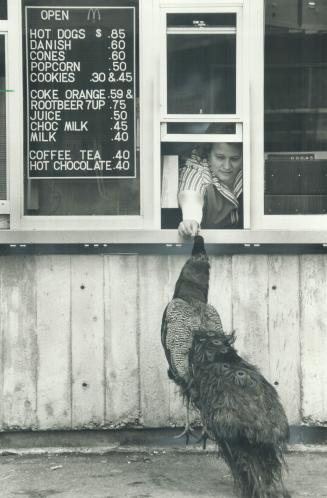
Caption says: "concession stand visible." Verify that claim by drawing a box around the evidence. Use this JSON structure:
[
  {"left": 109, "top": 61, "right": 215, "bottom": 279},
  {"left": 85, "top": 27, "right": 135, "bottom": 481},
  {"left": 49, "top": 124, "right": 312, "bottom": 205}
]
[{"left": 0, "top": 0, "right": 327, "bottom": 441}]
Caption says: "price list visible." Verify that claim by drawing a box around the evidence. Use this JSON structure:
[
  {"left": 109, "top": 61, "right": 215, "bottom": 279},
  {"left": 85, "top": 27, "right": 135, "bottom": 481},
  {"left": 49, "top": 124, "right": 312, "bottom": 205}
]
[{"left": 23, "top": 6, "right": 136, "bottom": 179}]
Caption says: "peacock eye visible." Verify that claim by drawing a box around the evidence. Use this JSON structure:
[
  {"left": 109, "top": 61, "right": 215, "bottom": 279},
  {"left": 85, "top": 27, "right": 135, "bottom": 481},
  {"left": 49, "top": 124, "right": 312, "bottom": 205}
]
[
  {"left": 222, "top": 363, "right": 229, "bottom": 370},
  {"left": 237, "top": 371, "right": 245, "bottom": 377}
]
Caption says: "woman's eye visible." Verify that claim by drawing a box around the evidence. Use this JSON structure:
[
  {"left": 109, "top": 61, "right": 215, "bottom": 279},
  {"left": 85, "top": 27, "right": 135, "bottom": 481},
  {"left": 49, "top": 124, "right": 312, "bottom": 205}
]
[
  {"left": 215, "top": 155, "right": 225, "bottom": 160},
  {"left": 231, "top": 157, "right": 241, "bottom": 162}
]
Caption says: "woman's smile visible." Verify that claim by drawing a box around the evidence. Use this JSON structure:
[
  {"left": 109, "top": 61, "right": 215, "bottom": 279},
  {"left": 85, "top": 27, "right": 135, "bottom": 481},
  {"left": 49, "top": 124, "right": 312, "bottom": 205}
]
[{"left": 208, "top": 143, "right": 242, "bottom": 188}]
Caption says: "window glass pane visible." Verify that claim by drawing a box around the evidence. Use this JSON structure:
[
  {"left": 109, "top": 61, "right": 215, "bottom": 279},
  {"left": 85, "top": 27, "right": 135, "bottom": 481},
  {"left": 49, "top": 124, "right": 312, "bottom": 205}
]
[
  {"left": 264, "top": 0, "right": 327, "bottom": 215},
  {"left": 0, "top": 35, "right": 6, "bottom": 200},
  {"left": 0, "top": 0, "right": 7, "bottom": 20},
  {"left": 167, "top": 13, "right": 236, "bottom": 28},
  {"left": 22, "top": 0, "right": 139, "bottom": 216},
  {"left": 166, "top": 123, "right": 236, "bottom": 134},
  {"left": 161, "top": 141, "right": 243, "bottom": 229},
  {"left": 167, "top": 14, "right": 236, "bottom": 115}
]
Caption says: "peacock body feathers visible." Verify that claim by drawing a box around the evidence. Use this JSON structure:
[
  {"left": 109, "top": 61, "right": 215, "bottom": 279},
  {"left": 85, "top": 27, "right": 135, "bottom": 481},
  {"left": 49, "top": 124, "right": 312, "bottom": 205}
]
[
  {"left": 161, "top": 235, "right": 290, "bottom": 498},
  {"left": 190, "top": 329, "right": 289, "bottom": 447}
]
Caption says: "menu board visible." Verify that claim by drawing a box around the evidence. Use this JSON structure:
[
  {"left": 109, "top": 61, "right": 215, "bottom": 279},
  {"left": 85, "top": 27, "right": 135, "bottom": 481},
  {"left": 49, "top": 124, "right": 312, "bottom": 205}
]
[{"left": 23, "top": 5, "right": 136, "bottom": 179}]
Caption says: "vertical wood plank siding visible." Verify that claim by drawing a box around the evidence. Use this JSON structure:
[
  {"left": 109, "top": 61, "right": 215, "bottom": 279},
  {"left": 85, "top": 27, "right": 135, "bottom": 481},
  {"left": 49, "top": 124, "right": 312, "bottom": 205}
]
[
  {"left": 268, "top": 256, "right": 301, "bottom": 424},
  {"left": 104, "top": 255, "right": 139, "bottom": 426},
  {"left": 300, "top": 255, "right": 327, "bottom": 424},
  {"left": 1, "top": 257, "right": 37, "bottom": 429},
  {"left": 0, "top": 253, "right": 326, "bottom": 430},
  {"left": 138, "top": 256, "right": 170, "bottom": 427},
  {"left": 36, "top": 256, "right": 71, "bottom": 429},
  {"left": 232, "top": 256, "right": 270, "bottom": 378},
  {"left": 71, "top": 256, "right": 105, "bottom": 428}
]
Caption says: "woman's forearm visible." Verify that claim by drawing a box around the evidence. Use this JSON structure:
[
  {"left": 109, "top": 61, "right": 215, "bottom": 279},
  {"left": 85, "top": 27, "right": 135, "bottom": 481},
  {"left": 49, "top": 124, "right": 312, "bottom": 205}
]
[{"left": 178, "top": 190, "right": 204, "bottom": 224}]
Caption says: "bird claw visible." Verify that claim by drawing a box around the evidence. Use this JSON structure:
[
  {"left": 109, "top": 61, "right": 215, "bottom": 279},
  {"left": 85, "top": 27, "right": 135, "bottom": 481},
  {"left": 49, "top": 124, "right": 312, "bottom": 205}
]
[{"left": 174, "top": 425, "right": 196, "bottom": 445}]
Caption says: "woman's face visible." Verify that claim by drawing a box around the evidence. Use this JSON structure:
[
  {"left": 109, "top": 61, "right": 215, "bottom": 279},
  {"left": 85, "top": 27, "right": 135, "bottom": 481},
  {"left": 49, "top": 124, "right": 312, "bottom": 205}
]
[{"left": 208, "top": 143, "right": 242, "bottom": 187}]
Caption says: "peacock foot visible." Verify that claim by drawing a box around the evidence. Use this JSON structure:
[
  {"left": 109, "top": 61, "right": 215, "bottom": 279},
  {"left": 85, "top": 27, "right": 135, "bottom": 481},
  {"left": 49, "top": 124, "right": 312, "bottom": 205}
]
[{"left": 174, "top": 424, "right": 196, "bottom": 445}]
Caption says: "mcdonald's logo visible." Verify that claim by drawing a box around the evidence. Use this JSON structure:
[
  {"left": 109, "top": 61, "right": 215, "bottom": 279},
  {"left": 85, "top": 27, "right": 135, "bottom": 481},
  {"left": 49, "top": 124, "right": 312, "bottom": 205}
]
[{"left": 87, "top": 8, "right": 101, "bottom": 22}]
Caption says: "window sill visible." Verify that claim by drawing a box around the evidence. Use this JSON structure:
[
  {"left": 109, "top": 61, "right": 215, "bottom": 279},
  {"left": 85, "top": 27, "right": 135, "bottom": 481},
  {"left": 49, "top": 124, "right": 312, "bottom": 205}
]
[{"left": 0, "top": 229, "right": 327, "bottom": 253}]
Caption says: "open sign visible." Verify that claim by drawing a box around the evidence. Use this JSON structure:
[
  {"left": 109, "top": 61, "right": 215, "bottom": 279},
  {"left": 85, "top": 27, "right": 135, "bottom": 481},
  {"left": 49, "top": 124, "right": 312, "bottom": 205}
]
[{"left": 40, "top": 9, "right": 69, "bottom": 21}]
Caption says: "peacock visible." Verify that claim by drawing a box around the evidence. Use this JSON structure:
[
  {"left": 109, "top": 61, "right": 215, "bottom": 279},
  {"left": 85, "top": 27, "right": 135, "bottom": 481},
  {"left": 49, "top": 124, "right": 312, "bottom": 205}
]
[{"left": 161, "top": 235, "right": 290, "bottom": 498}]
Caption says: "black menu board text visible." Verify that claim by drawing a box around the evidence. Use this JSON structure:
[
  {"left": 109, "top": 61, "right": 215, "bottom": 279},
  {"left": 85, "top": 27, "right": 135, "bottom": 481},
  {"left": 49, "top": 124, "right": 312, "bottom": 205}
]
[{"left": 23, "top": 6, "right": 136, "bottom": 179}]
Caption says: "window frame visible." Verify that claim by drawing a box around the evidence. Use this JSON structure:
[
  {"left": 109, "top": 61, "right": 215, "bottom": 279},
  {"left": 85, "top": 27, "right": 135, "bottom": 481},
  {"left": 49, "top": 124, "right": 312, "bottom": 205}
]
[
  {"left": 251, "top": 0, "right": 327, "bottom": 231},
  {"left": 159, "top": 3, "right": 244, "bottom": 122},
  {"left": 159, "top": 0, "right": 251, "bottom": 229},
  {"left": 7, "top": 0, "right": 158, "bottom": 230}
]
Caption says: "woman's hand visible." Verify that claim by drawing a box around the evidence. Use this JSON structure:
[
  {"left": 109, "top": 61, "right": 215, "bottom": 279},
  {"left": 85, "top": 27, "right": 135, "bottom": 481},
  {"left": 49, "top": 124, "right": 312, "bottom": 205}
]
[{"left": 178, "top": 220, "right": 200, "bottom": 238}]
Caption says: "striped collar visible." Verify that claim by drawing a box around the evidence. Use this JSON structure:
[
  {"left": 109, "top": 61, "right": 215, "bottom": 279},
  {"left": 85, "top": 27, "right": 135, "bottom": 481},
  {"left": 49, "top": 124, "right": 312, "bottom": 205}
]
[{"left": 201, "top": 158, "right": 243, "bottom": 208}]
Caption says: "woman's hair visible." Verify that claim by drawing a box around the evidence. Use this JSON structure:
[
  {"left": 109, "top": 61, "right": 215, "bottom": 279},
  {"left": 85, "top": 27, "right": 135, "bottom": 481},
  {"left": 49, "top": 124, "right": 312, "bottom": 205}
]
[
  {"left": 196, "top": 124, "right": 243, "bottom": 159},
  {"left": 179, "top": 121, "right": 243, "bottom": 164},
  {"left": 195, "top": 141, "right": 243, "bottom": 161}
]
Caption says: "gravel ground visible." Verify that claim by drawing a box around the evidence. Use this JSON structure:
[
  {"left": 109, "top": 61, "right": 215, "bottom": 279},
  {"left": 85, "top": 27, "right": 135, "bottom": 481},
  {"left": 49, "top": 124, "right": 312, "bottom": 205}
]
[{"left": 1, "top": 450, "right": 327, "bottom": 498}]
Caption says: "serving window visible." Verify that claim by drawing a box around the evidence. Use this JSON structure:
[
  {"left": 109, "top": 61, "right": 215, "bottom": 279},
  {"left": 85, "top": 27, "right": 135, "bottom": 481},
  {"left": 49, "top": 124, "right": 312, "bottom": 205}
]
[{"left": 160, "top": 4, "right": 249, "bottom": 232}]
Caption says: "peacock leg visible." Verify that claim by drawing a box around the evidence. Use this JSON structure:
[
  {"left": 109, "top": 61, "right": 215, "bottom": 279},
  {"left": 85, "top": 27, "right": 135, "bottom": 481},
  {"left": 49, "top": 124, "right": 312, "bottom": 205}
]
[
  {"left": 174, "top": 398, "right": 195, "bottom": 444},
  {"left": 195, "top": 424, "right": 210, "bottom": 449}
]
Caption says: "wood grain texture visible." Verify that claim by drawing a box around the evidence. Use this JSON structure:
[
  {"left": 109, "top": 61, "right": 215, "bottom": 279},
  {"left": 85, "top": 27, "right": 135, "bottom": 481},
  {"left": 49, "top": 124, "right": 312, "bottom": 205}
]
[
  {"left": 36, "top": 256, "right": 71, "bottom": 429},
  {"left": 71, "top": 256, "right": 105, "bottom": 428},
  {"left": 232, "top": 256, "right": 270, "bottom": 378},
  {"left": 0, "top": 253, "right": 327, "bottom": 430},
  {"left": 268, "top": 256, "right": 301, "bottom": 424},
  {"left": 1, "top": 257, "right": 38, "bottom": 429},
  {"left": 138, "top": 256, "right": 170, "bottom": 427},
  {"left": 300, "top": 255, "right": 327, "bottom": 423},
  {"left": 104, "top": 255, "right": 139, "bottom": 426},
  {"left": 209, "top": 256, "right": 233, "bottom": 333}
]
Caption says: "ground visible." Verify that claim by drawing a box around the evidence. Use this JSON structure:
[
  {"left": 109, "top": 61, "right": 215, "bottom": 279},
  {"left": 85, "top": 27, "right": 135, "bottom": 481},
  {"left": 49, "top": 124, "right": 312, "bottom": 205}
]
[{"left": 1, "top": 450, "right": 327, "bottom": 498}]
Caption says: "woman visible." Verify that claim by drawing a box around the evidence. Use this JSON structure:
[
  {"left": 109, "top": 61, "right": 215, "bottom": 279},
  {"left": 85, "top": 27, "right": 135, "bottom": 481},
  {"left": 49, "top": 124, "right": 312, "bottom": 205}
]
[{"left": 178, "top": 142, "right": 243, "bottom": 237}]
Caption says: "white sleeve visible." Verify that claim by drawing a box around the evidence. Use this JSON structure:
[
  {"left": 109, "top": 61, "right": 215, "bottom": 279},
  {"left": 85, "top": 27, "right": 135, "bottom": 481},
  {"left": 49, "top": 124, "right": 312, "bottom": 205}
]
[{"left": 178, "top": 190, "right": 204, "bottom": 225}]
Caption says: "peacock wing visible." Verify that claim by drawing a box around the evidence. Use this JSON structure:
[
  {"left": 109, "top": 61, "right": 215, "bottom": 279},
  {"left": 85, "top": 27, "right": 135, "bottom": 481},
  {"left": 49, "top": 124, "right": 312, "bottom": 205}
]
[
  {"left": 162, "top": 298, "right": 202, "bottom": 384},
  {"left": 202, "top": 304, "right": 224, "bottom": 334}
]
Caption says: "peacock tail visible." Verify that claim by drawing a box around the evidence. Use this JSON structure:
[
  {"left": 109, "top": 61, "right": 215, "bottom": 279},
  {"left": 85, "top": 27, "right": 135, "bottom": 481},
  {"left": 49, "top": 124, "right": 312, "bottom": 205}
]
[{"left": 189, "top": 328, "right": 290, "bottom": 497}]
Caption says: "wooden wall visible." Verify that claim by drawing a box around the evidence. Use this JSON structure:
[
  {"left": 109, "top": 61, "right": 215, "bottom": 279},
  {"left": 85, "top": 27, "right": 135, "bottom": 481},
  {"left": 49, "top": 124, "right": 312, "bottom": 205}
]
[{"left": 0, "top": 253, "right": 326, "bottom": 431}]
